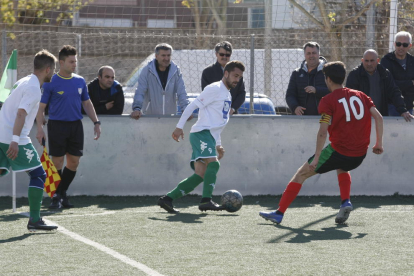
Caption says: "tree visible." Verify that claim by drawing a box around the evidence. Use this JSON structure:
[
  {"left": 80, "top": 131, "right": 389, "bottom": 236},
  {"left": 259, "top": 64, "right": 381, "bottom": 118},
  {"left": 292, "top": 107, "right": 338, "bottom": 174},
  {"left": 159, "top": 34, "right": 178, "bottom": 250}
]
[
  {"left": 1, "top": 0, "right": 91, "bottom": 33},
  {"left": 288, "top": 0, "right": 380, "bottom": 61},
  {"left": 182, "top": 0, "right": 242, "bottom": 47}
]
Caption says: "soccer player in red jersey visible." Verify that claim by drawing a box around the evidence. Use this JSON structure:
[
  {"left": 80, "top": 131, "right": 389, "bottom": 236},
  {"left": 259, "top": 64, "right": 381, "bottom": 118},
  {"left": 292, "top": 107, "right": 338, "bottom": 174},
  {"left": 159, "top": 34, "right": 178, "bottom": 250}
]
[{"left": 260, "top": 61, "right": 384, "bottom": 224}]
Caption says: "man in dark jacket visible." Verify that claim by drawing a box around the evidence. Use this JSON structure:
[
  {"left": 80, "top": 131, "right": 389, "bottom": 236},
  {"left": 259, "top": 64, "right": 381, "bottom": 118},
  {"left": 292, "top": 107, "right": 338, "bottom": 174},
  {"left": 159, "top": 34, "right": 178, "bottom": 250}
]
[
  {"left": 201, "top": 41, "right": 246, "bottom": 115},
  {"left": 346, "top": 49, "right": 412, "bottom": 122},
  {"left": 285, "top": 42, "right": 330, "bottom": 115},
  {"left": 381, "top": 31, "right": 414, "bottom": 115},
  {"left": 88, "top": 66, "right": 124, "bottom": 115}
]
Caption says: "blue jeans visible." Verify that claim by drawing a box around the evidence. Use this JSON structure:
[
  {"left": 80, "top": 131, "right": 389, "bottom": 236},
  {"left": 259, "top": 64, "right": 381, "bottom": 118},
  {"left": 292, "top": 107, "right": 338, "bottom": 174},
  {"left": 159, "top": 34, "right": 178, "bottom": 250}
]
[{"left": 388, "top": 104, "right": 413, "bottom": 116}]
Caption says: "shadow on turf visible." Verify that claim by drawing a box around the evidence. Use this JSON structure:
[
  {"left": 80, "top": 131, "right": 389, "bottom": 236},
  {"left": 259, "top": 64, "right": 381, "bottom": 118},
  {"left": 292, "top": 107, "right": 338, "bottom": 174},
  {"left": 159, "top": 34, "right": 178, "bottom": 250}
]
[
  {"left": 0, "top": 232, "right": 53, "bottom": 244},
  {"left": 262, "top": 214, "right": 368, "bottom": 244},
  {"left": 148, "top": 213, "right": 208, "bottom": 223}
]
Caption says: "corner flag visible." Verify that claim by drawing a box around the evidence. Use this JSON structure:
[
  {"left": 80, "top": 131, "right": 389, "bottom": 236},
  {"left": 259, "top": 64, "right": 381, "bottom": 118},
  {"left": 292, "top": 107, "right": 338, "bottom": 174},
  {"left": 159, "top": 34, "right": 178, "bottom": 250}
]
[{"left": 0, "top": 49, "right": 17, "bottom": 102}]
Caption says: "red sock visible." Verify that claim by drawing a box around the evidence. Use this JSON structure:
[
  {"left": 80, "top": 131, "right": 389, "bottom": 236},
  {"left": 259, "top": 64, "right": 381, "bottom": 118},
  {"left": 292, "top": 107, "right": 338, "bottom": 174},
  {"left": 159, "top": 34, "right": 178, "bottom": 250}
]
[
  {"left": 277, "top": 182, "right": 302, "bottom": 213},
  {"left": 338, "top": 172, "right": 351, "bottom": 201}
]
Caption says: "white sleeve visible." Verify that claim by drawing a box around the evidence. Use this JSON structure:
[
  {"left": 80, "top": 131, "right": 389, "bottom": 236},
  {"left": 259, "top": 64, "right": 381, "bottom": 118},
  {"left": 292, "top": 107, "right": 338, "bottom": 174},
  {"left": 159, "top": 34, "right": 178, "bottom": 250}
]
[
  {"left": 176, "top": 100, "right": 198, "bottom": 129},
  {"left": 18, "top": 86, "right": 40, "bottom": 114}
]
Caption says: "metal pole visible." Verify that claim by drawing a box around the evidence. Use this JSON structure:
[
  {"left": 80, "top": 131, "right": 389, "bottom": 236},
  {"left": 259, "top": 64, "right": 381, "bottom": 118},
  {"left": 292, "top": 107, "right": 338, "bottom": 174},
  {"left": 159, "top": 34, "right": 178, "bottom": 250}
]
[
  {"left": 2, "top": 30, "right": 7, "bottom": 71},
  {"left": 12, "top": 171, "right": 16, "bottom": 212},
  {"left": 264, "top": 0, "right": 272, "bottom": 98},
  {"left": 76, "top": 34, "right": 81, "bottom": 75},
  {"left": 388, "top": 0, "right": 398, "bottom": 52},
  {"left": 365, "top": 3, "right": 376, "bottom": 49},
  {"left": 249, "top": 34, "right": 255, "bottom": 114}
]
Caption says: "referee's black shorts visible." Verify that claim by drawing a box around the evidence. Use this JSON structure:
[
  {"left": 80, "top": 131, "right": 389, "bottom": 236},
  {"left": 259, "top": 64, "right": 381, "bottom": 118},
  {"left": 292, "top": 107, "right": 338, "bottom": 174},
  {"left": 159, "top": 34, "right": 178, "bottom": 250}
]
[
  {"left": 308, "top": 144, "right": 366, "bottom": 174},
  {"left": 47, "top": 119, "right": 84, "bottom": 157}
]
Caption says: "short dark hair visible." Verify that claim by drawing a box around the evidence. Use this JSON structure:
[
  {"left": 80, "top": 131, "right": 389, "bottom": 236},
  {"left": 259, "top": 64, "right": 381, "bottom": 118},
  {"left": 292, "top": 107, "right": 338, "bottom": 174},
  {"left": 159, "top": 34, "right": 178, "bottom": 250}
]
[
  {"left": 215, "top": 41, "right": 232, "bottom": 53},
  {"left": 98, "top": 65, "right": 114, "bottom": 77},
  {"left": 322, "top": 61, "right": 346, "bottom": 84},
  {"left": 154, "top": 43, "right": 173, "bottom": 54},
  {"left": 303, "top": 41, "right": 320, "bottom": 52},
  {"left": 34, "top": 49, "right": 57, "bottom": 71},
  {"left": 59, "top": 45, "right": 77, "bottom": 61},
  {"left": 224, "top": 60, "right": 245, "bottom": 73}
]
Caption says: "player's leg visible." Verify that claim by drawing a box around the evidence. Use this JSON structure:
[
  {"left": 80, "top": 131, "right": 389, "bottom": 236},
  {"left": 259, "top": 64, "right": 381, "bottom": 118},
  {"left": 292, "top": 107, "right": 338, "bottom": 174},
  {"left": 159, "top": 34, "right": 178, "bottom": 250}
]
[
  {"left": 58, "top": 120, "right": 84, "bottom": 208},
  {"left": 198, "top": 157, "right": 224, "bottom": 211}
]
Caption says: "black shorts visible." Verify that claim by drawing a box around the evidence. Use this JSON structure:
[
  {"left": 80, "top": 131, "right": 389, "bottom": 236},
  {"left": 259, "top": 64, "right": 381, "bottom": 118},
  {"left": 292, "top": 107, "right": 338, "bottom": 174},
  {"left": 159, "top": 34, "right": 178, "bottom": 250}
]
[
  {"left": 308, "top": 144, "right": 366, "bottom": 174},
  {"left": 47, "top": 120, "right": 84, "bottom": 157}
]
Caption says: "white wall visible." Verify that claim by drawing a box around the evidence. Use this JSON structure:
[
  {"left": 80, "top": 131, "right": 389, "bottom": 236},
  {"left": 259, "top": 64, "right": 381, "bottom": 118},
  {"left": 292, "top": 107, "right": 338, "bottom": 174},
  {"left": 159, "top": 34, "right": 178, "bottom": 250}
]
[{"left": 1, "top": 115, "right": 412, "bottom": 197}]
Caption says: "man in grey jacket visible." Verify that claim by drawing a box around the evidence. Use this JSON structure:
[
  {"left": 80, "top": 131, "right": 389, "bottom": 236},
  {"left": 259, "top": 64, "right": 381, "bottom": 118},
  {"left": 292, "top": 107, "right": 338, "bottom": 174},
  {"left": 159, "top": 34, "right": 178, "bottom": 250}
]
[{"left": 131, "top": 43, "right": 190, "bottom": 119}]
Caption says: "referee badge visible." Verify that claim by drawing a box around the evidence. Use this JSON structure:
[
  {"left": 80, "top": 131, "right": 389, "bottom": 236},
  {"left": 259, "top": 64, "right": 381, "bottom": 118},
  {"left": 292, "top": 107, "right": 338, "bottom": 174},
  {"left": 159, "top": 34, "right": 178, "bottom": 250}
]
[{"left": 78, "top": 88, "right": 82, "bottom": 95}]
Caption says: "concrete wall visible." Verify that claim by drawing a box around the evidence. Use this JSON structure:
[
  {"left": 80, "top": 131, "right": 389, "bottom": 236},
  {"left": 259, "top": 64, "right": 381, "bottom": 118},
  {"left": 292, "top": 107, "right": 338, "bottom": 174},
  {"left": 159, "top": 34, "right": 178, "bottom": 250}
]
[{"left": 1, "top": 115, "right": 412, "bottom": 197}]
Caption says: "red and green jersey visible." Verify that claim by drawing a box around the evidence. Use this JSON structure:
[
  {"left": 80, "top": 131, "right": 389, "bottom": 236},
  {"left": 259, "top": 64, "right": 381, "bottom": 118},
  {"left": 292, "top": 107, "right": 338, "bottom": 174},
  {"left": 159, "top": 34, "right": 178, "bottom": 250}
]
[{"left": 318, "top": 87, "right": 375, "bottom": 157}]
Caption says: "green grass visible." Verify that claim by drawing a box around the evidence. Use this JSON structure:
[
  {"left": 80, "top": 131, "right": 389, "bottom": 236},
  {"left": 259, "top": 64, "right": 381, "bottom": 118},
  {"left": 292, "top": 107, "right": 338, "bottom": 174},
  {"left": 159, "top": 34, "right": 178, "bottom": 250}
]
[{"left": 1, "top": 195, "right": 414, "bottom": 276}]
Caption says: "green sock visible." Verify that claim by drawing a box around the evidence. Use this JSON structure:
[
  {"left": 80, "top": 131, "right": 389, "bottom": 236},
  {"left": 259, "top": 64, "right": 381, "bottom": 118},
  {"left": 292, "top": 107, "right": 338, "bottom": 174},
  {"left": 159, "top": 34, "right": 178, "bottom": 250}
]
[
  {"left": 28, "top": 187, "right": 44, "bottom": 222},
  {"left": 202, "top": 161, "right": 220, "bottom": 198},
  {"left": 167, "top": 174, "right": 203, "bottom": 200}
]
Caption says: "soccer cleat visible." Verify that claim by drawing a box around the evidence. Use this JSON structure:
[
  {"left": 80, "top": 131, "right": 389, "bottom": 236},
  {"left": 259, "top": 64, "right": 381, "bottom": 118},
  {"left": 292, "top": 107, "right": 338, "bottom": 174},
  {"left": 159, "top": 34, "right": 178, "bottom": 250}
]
[
  {"left": 157, "top": 196, "right": 180, "bottom": 213},
  {"left": 27, "top": 218, "right": 58, "bottom": 232},
  {"left": 259, "top": 211, "right": 284, "bottom": 224},
  {"left": 60, "top": 195, "right": 74, "bottom": 208},
  {"left": 49, "top": 194, "right": 61, "bottom": 209},
  {"left": 198, "top": 200, "right": 225, "bottom": 212},
  {"left": 335, "top": 199, "right": 353, "bottom": 224}
]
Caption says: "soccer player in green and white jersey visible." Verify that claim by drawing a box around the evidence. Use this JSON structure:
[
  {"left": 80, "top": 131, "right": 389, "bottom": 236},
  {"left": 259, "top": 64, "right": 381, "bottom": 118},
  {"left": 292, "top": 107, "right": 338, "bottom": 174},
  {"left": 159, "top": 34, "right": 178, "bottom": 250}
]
[
  {"left": 158, "top": 61, "right": 245, "bottom": 213},
  {"left": 0, "top": 50, "right": 58, "bottom": 231}
]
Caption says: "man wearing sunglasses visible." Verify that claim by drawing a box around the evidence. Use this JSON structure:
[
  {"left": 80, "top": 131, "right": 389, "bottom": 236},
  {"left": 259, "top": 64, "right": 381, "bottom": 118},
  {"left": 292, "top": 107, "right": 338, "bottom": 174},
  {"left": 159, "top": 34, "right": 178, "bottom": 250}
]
[
  {"left": 381, "top": 31, "right": 414, "bottom": 115},
  {"left": 346, "top": 49, "right": 412, "bottom": 122},
  {"left": 201, "top": 41, "right": 246, "bottom": 115}
]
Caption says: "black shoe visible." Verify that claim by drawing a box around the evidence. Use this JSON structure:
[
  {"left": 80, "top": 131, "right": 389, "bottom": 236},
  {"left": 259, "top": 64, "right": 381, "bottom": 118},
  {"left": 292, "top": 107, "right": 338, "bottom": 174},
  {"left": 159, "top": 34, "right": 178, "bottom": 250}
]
[
  {"left": 61, "top": 195, "right": 74, "bottom": 208},
  {"left": 157, "top": 196, "right": 179, "bottom": 213},
  {"left": 199, "top": 200, "right": 225, "bottom": 212},
  {"left": 49, "top": 194, "right": 61, "bottom": 209},
  {"left": 27, "top": 218, "right": 58, "bottom": 232}
]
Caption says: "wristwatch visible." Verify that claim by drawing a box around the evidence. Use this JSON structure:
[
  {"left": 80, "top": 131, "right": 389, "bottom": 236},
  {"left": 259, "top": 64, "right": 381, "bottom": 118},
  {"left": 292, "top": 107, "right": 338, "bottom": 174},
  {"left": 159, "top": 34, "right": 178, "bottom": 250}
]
[{"left": 94, "top": 121, "right": 101, "bottom": 125}]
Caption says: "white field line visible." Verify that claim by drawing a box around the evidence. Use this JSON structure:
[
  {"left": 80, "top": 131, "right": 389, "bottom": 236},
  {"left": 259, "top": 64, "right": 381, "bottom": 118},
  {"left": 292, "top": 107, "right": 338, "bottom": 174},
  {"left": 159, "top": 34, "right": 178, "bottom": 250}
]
[{"left": 20, "top": 213, "right": 165, "bottom": 276}]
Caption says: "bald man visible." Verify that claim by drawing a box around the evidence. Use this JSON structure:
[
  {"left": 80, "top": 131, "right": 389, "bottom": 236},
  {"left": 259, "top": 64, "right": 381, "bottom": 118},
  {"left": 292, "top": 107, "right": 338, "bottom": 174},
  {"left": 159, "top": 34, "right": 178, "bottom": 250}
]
[{"left": 346, "top": 49, "right": 413, "bottom": 122}]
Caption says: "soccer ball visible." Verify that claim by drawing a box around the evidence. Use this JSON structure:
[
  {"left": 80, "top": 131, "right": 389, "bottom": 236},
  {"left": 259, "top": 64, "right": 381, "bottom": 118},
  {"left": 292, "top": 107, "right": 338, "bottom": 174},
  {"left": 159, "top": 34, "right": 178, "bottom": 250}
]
[{"left": 220, "top": 190, "right": 243, "bottom": 213}]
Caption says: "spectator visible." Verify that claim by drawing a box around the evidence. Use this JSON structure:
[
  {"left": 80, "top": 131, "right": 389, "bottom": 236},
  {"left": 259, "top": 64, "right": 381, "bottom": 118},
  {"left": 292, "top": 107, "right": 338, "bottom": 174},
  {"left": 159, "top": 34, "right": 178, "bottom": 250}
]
[
  {"left": 381, "top": 31, "right": 414, "bottom": 115},
  {"left": 201, "top": 41, "right": 246, "bottom": 115},
  {"left": 36, "top": 45, "right": 101, "bottom": 209},
  {"left": 0, "top": 50, "right": 58, "bottom": 231},
  {"left": 286, "top": 42, "right": 330, "bottom": 115},
  {"left": 131, "top": 43, "right": 189, "bottom": 119},
  {"left": 87, "top": 66, "right": 124, "bottom": 115},
  {"left": 346, "top": 49, "right": 412, "bottom": 122}
]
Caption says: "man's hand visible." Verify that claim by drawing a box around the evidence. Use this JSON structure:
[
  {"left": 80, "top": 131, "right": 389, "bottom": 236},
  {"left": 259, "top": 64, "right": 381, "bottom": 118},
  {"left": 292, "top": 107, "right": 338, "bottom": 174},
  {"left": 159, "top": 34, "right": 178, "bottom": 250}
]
[
  {"left": 295, "top": 106, "right": 306, "bottom": 115},
  {"left": 216, "top": 145, "right": 225, "bottom": 160},
  {"left": 36, "top": 129, "right": 46, "bottom": 145},
  {"left": 304, "top": 86, "right": 316, "bottom": 93},
  {"left": 372, "top": 144, "right": 384, "bottom": 155},
  {"left": 401, "top": 111, "right": 414, "bottom": 122},
  {"left": 6, "top": 141, "right": 19, "bottom": 160},
  {"left": 106, "top": 101, "right": 114, "bottom": 110},
  {"left": 230, "top": 109, "right": 235, "bottom": 116},
  {"left": 94, "top": 124, "right": 101, "bottom": 140},
  {"left": 308, "top": 156, "right": 319, "bottom": 171},
  {"left": 172, "top": 128, "right": 184, "bottom": 142},
  {"left": 130, "top": 110, "right": 142, "bottom": 120}
]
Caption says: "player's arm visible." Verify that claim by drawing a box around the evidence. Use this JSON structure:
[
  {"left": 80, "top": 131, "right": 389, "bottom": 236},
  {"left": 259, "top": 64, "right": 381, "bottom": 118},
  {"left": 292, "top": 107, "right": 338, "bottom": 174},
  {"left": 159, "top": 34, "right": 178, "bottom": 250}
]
[
  {"left": 35, "top": 103, "right": 48, "bottom": 145},
  {"left": 7, "top": 109, "right": 27, "bottom": 160},
  {"left": 172, "top": 100, "right": 198, "bottom": 142},
  {"left": 309, "top": 113, "right": 330, "bottom": 171},
  {"left": 370, "top": 106, "right": 384, "bottom": 154},
  {"left": 82, "top": 99, "right": 101, "bottom": 140}
]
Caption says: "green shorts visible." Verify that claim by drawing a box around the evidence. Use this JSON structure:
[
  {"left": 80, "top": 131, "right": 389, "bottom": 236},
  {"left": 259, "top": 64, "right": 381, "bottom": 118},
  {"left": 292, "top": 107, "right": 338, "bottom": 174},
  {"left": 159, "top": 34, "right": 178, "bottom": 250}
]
[
  {"left": 189, "top": 130, "right": 217, "bottom": 170},
  {"left": 0, "top": 142, "right": 42, "bottom": 176}
]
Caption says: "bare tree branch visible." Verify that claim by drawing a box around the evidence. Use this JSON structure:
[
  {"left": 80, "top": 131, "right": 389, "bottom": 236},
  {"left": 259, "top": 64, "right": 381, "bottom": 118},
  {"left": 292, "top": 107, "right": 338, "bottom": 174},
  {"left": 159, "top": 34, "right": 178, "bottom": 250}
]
[
  {"left": 288, "top": 0, "right": 324, "bottom": 29},
  {"left": 315, "top": 0, "right": 330, "bottom": 28},
  {"left": 340, "top": 0, "right": 380, "bottom": 26}
]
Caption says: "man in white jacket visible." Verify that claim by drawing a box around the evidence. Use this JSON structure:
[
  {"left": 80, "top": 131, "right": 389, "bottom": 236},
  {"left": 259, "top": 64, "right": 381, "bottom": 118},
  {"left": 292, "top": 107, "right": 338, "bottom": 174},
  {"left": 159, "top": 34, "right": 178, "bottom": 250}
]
[{"left": 157, "top": 61, "right": 245, "bottom": 213}]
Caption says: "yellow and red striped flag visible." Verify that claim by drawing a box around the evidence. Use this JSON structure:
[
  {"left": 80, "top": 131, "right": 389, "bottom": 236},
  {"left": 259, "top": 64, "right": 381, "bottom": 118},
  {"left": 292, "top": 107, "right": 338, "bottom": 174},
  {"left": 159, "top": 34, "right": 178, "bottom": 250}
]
[{"left": 40, "top": 141, "right": 61, "bottom": 197}]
